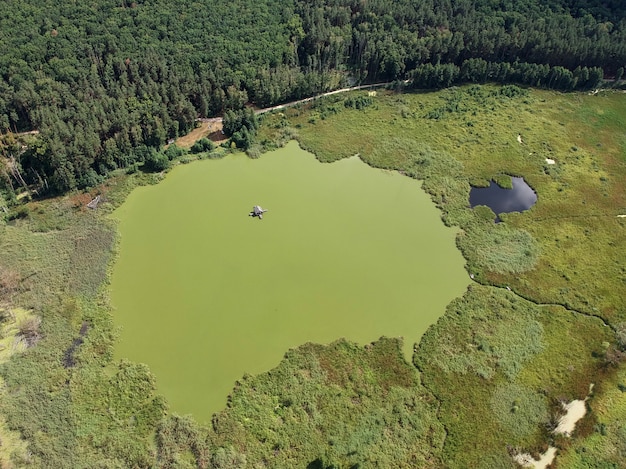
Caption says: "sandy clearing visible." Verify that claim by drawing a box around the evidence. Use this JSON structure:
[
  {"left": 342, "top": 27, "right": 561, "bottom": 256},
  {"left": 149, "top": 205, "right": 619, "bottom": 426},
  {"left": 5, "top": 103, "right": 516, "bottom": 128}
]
[
  {"left": 514, "top": 389, "right": 592, "bottom": 468},
  {"left": 514, "top": 447, "right": 557, "bottom": 469},
  {"left": 174, "top": 118, "right": 226, "bottom": 149},
  {"left": 555, "top": 399, "right": 587, "bottom": 436}
]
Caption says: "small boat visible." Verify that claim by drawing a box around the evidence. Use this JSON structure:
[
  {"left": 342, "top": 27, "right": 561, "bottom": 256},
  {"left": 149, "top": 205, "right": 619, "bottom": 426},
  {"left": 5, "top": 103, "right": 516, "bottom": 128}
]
[{"left": 249, "top": 205, "right": 268, "bottom": 219}]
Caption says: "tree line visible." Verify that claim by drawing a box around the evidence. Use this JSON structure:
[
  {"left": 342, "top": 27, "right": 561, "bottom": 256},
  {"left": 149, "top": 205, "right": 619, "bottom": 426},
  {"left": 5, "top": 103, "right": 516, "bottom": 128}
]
[{"left": 0, "top": 0, "right": 624, "bottom": 194}]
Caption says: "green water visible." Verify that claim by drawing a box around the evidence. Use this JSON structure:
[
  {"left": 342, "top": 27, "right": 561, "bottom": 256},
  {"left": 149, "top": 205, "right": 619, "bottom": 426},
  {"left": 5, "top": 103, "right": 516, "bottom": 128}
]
[{"left": 110, "top": 141, "right": 468, "bottom": 421}]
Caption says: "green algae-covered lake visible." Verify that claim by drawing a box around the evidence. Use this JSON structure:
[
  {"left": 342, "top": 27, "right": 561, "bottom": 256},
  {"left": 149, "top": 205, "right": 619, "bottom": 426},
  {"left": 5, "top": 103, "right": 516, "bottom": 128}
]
[{"left": 110, "top": 141, "right": 468, "bottom": 421}]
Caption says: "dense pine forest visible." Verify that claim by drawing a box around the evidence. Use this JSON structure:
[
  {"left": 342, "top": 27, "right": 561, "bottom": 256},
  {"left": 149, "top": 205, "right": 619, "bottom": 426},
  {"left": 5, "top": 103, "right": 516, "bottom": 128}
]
[{"left": 0, "top": 0, "right": 625, "bottom": 195}]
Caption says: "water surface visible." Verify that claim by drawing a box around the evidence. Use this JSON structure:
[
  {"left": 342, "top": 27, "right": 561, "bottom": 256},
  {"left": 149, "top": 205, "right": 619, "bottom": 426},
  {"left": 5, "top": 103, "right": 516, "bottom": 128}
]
[
  {"left": 469, "top": 176, "right": 537, "bottom": 220},
  {"left": 110, "top": 141, "right": 468, "bottom": 421}
]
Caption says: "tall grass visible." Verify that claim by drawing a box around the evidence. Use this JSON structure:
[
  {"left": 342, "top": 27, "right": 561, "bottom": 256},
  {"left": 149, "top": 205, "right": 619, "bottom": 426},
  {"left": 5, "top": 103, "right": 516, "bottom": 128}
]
[
  {"left": 458, "top": 223, "right": 540, "bottom": 275},
  {"left": 415, "top": 286, "right": 544, "bottom": 380},
  {"left": 490, "top": 383, "right": 549, "bottom": 439}
]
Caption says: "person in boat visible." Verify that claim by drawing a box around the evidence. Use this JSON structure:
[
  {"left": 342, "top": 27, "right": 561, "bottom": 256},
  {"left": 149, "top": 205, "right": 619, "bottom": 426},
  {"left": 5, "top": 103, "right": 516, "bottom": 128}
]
[{"left": 249, "top": 205, "right": 268, "bottom": 219}]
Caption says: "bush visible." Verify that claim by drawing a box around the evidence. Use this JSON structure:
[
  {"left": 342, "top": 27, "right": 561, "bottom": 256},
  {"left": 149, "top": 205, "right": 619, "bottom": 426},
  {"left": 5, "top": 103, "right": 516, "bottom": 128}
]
[
  {"left": 222, "top": 109, "right": 258, "bottom": 137},
  {"left": 493, "top": 174, "right": 513, "bottom": 189},
  {"left": 78, "top": 169, "right": 103, "bottom": 189},
  {"left": 231, "top": 127, "right": 254, "bottom": 150},
  {"left": 189, "top": 138, "right": 214, "bottom": 154},
  {"left": 165, "top": 143, "right": 186, "bottom": 160},
  {"left": 143, "top": 150, "right": 170, "bottom": 172},
  {"left": 246, "top": 145, "right": 262, "bottom": 159},
  {"left": 7, "top": 205, "right": 29, "bottom": 221},
  {"left": 498, "top": 85, "right": 527, "bottom": 98},
  {"left": 616, "top": 323, "right": 626, "bottom": 350},
  {"left": 344, "top": 95, "right": 373, "bottom": 110},
  {"left": 126, "top": 163, "right": 140, "bottom": 174},
  {"left": 17, "top": 315, "right": 41, "bottom": 346}
]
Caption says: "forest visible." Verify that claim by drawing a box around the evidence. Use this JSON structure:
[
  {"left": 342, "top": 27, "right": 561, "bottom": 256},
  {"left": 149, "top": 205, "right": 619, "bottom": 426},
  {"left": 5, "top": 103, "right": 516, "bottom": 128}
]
[{"left": 0, "top": 0, "right": 625, "bottom": 195}]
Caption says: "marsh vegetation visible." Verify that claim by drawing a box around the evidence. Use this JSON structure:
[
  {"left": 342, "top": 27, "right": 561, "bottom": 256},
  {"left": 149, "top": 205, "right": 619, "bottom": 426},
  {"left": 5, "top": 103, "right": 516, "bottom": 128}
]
[{"left": 0, "top": 84, "right": 624, "bottom": 468}]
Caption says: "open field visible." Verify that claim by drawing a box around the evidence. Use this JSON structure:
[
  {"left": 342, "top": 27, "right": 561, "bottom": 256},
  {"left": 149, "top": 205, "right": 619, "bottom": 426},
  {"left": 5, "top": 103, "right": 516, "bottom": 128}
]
[{"left": 0, "top": 85, "right": 624, "bottom": 467}]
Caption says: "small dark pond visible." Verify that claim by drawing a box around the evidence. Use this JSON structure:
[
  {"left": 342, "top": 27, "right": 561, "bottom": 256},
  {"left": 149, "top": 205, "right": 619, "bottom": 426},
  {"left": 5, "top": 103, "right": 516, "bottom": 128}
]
[{"left": 469, "top": 177, "right": 537, "bottom": 220}]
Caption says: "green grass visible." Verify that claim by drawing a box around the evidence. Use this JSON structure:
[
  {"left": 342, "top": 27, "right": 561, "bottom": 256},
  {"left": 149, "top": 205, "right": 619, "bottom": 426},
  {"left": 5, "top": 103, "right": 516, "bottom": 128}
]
[
  {"left": 413, "top": 286, "right": 613, "bottom": 467},
  {"left": 0, "top": 180, "right": 165, "bottom": 467},
  {"left": 415, "top": 286, "right": 545, "bottom": 381},
  {"left": 557, "top": 364, "right": 626, "bottom": 467},
  {"left": 0, "top": 307, "right": 37, "bottom": 467},
  {"left": 458, "top": 223, "right": 540, "bottom": 275}
]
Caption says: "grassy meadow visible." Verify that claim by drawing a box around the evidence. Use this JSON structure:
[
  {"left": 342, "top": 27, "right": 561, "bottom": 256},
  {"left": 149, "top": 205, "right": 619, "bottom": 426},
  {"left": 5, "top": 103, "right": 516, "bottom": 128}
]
[{"left": 0, "top": 85, "right": 624, "bottom": 467}]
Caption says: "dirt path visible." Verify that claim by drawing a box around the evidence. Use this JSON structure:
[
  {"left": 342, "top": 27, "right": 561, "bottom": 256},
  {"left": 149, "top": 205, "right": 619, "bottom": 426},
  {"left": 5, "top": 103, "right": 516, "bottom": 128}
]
[
  {"left": 253, "top": 81, "right": 398, "bottom": 115},
  {"left": 188, "top": 82, "right": 397, "bottom": 147}
]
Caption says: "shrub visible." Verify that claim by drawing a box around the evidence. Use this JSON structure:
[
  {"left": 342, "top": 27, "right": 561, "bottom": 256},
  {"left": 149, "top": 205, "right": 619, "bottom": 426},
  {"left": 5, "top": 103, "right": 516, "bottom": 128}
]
[
  {"left": 493, "top": 174, "right": 513, "bottom": 189},
  {"left": 0, "top": 267, "right": 21, "bottom": 295},
  {"left": 78, "top": 169, "right": 103, "bottom": 189},
  {"left": 616, "top": 323, "right": 626, "bottom": 350},
  {"left": 474, "top": 205, "right": 497, "bottom": 222},
  {"left": 17, "top": 314, "right": 41, "bottom": 346},
  {"left": 246, "top": 145, "right": 262, "bottom": 159},
  {"left": 143, "top": 149, "right": 170, "bottom": 172},
  {"left": 344, "top": 95, "right": 373, "bottom": 110},
  {"left": 498, "top": 85, "right": 527, "bottom": 98},
  {"left": 189, "top": 138, "right": 214, "bottom": 154},
  {"left": 165, "top": 143, "right": 186, "bottom": 160},
  {"left": 222, "top": 109, "right": 258, "bottom": 137},
  {"left": 7, "top": 205, "right": 29, "bottom": 221}
]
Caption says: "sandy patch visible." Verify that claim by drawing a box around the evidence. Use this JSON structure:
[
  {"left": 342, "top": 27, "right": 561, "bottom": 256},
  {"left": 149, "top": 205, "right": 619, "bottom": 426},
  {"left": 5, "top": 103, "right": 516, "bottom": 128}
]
[
  {"left": 514, "top": 447, "right": 557, "bottom": 469},
  {"left": 514, "top": 387, "right": 592, "bottom": 468},
  {"left": 555, "top": 399, "right": 587, "bottom": 436},
  {"left": 175, "top": 118, "right": 226, "bottom": 149},
  {"left": 545, "top": 158, "right": 556, "bottom": 165}
]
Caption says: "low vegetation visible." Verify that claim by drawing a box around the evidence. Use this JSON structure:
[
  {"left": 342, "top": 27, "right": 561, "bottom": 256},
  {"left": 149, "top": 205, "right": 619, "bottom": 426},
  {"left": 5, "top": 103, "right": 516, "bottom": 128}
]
[
  {"left": 0, "top": 84, "right": 624, "bottom": 467},
  {"left": 458, "top": 224, "right": 540, "bottom": 275},
  {"left": 259, "top": 85, "right": 626, "bottom": 466}
]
